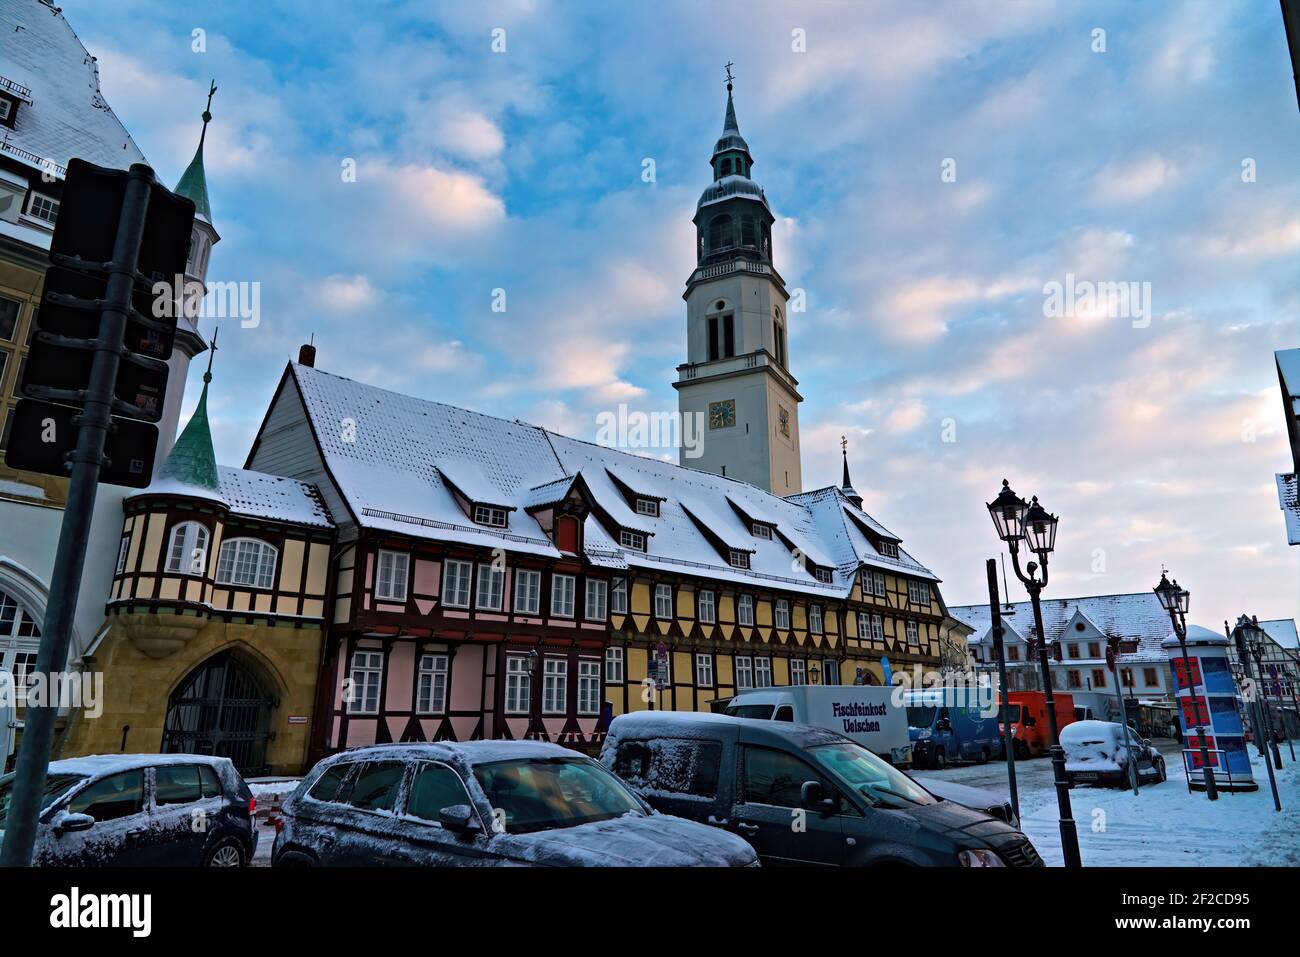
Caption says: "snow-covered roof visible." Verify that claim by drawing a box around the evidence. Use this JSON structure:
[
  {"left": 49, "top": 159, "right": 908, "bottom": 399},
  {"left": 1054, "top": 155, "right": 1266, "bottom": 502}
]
[
  {"left": 216, "top": 466, "right": 332, "bottom": 527},
  {"left": 951, "top": 591, "right": 1174, "bottom": 663},
  {"left": 1277, "top": 473, "right": 1300, "bottom": 545},
  {"left": 0, "top": 0, "right": 146, "bottom": 180},
  {"left": 791, "top": 487, "right": 936, "bottom": 581},
  {"left": 288, "top": 363, "right": 941, "bottom": 599},
  {"left": 1259, "top": 618, "right": 1299, "bottom": 651}
]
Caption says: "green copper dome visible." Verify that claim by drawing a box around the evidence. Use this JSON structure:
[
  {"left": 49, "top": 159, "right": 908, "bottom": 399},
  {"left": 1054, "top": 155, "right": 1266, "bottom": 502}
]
[
  {"left": 157, "top": 378, "right": 219, "bottom": 491},
  {"left": 174, "top": 140, "right": 212, "bottom": 223}
]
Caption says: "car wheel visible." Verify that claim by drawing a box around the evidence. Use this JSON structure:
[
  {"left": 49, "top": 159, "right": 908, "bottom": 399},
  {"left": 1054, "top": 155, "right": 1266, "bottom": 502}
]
[
  {"left": 205, "top": 837, "right": 246, "bottom": 868},
  {"left": 274, "top": 849, "right": 316, "bottom": 868},
  {"left": 1154, "top": 758, "right": 1167, "bottom": 783}
]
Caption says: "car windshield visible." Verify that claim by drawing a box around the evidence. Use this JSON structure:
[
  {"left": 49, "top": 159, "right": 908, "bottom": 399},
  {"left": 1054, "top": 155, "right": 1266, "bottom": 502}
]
[
  {"left": 1001, "top": 703, "right": 1022, "bottom": 722},
  {"left": 0, "top": 772, "right": 88, "bottom": 829},
  {"left": 726, "top": 704, "right": 774, "bottom": 719},
  {"left": 905, "top": 706, "right": 935, "bottom": 728},
  {"left": 472, "top": 756, "right": 645, "bottom": 835},
  {"left": 810, "top": 742, "right": 936, "bottom": 807}
]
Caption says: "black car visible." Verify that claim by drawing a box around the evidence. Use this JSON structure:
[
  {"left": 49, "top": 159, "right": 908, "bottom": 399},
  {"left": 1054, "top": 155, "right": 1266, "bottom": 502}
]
[
  {"left": 272, "top": 740, "right": 757, "bottom": 867},
  {"left": 0, "top": 754, "right": 257, "bottom": 866},
  {"left": 601, "top": 712, "right": 1044, "bottom": 867}
]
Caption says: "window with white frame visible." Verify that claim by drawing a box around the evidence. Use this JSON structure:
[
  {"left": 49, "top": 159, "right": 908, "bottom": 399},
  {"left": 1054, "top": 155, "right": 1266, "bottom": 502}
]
[
  {"left": 376, "top": 550, "right": 409, "bottom": 602},
  {"left": 585, "top": 579, "right": 608, "bottom": 621},
  {"left": 871, "top": 613, "right": 885, "bottom": 642},
  {"left": 10, "top": 650, "right": 36, "bottom": 696},
  {"left": 0, "top": 98, "right": 11, "bottom": 122},
  {"left": 610, "top": 578, "right": 627, "bottom": 615},
  {"left": 347, "top": 651, "right": 383, "bottom": 714},
  {"left": 752, "top": 523, "right": 771, "bottom": 539},
  {"left": 605, "top": 646, "right": 624, "bottom": 683},
  {"left": 868, "top": 570, "right": 886, "bottom": 597},
  {"left": 735, "top": 655, "right": 753, "bottom": 689},
  {"left": 774, "top": 599, "right": 790, "bottom": 630},
  {"left": 809, "top": 604, "right": 823, "bottom": 633},
  {"left": 635, "top": 498, "right": 659, "bottom": 517},
  {"left": 475, "top": 563, "right": 504, "bottom": 610},
  {"left": 878, "top": 542, "right": 899, "bottom": 558},
  {"left": 578, "top": 660, "right": 601, "bottom": 715},
  {"left": 729, "top": 550, "right": 750, "bottom": 569},
  {"left": 551, "top": 574, "right": 575, "bottom": 617},
  {"left": 216, "top": 538, "right": 277, "bottom": 589},
  {"left": 815, "top": 568, "right": 833, "bottom": 584},
  {"left": 857, "top": 611, "right": 870, "bottom": 639},
  {"left": 907, "top": 581, "right": 930, "bottom": 606},
  {"left": 473, "top": 504, "right": 508, "bottom": 527},
  {"left": 26, "top": 192, "right": 59, "bottom": 225},
  {"left": 738, "top": 594, "right": 754, "bottom": 626},
  {"left": 654, "top": 583, "right": 672, "bottom": 619},
  {"left": 754, "top": 656, "right": 773, "bottom": 688},
  {"left": 513, "top": 569, "right": 541, "bottom": 614},
  {"left": 115, "top": 534, "right": 131, "bottom": 574},
  {"left": 0, "top": 588, "right": 41, "bottom": 701},
  {"left": 906, "top": 620, "right": 920, "bottom": 646},
  {"left": 442, "top": 559, "right": 472, "bottom": 608},
  {"left": 416, "top": 653, "right": 448, "bottom": 714},
  {"left": 166, "top": 521, "right": 209, "bottom": 576},
  {"left": 695, "top": 653, "right": 714, "bottom": 687},
  {"left": 619, "top": 529, "right": 647, "bottom": 552},
  {"left": 823, "top": 658, "right": 841, "bottom": 685},
  {"left": 505, "top": 656, "right": 531, "bottom": 714},
  {"left": 542, "top": 658, "right": 567, "bottom": 714},
  {"left": 698, "top": 590, "right": 716, "bottom": 624},
  {"left": 791, "top": 659, "right": 807, "bottom": 685}
]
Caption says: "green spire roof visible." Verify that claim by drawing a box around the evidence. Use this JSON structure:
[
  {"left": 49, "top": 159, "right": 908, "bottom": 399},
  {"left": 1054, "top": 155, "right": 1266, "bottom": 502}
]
[
  {"left": 175, "top": 80, "right": 216, "bottom": 223},
  {"left": 158, "top": 376, "right": 220, "bottom": 491}
]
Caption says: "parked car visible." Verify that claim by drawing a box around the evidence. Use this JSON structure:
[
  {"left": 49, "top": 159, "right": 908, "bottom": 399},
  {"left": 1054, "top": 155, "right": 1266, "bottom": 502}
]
[
  {"left": 904, "top": 687, "right": 1003, "bottom": 768},
  {"left": 0, "top": 754, "right": 256, "bottom": 866},
  {"left": 600, "top": 712, "right": 1043, "bottom": 867},
  {"left": 999, "top": 691, "right": 1076, "bottom": 759},
  {"left": 271, "top": 740, "right": 757, "bottom": 867},
  {"left": 1060, "top": 720, "right": 1167, "bottom": 788},
  {"left": 725, "top": 686, "right": 913, "bottom": 767}
]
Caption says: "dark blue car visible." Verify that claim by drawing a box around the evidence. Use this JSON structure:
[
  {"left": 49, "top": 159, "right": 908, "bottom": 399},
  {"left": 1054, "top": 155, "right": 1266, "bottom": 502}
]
[{"left": 0, "top": 754, "right": 257, "bottom": 866}]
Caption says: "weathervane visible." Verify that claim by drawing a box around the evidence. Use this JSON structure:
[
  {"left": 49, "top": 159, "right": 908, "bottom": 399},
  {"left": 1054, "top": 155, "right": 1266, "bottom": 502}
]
[
  {"left": 840, "top": 434, "right": 848, "bottom": 454},
  {"left": 724, "top": 61, "right": 735, "bottom": 92},
  {"left": 203, "top": 326, "right": 219, "bottom": 383}
]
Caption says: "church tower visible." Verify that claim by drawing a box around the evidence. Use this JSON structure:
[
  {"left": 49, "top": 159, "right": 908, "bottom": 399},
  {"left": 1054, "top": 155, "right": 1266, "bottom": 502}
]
[{"left": 673, "top": 72, "right": 803, "bottom": 494}]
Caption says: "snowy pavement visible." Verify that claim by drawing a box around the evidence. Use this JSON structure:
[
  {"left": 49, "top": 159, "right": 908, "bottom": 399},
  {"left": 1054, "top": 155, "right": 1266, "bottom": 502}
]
[{"left": 914, "top": 740, "right": 1300, "bottom": 866}]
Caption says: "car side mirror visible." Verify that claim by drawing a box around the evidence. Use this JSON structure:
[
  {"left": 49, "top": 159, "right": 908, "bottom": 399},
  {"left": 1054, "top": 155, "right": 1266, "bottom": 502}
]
[
  {"left": 51, "top": 810, "right": 95, "bottom": 835},
  {"left": 437, "top": 804, "right": 483, "bottom": 836},
  {"left": 800, "top": 781, "right": 836, "bottom": 814}
]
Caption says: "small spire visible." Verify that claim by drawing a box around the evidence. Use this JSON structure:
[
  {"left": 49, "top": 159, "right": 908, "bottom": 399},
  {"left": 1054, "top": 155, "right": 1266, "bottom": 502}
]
[
  {"left": 840, "top": 435, "right": 863, "bottom": 508},
  {"left": 723, "top": 62, "right": 739, "bottom": 133},
  {"left": 175, "top": 79, "right": 216, "bottom": 224},
  {"left": 156, "top": 336, "right": 220, "bottom": 492}
]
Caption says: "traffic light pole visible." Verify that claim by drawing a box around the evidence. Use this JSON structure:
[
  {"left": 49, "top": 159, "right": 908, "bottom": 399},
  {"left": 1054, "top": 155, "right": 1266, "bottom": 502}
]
[{"left": 0, "top": 164, "right": 154, "bottom": 867}]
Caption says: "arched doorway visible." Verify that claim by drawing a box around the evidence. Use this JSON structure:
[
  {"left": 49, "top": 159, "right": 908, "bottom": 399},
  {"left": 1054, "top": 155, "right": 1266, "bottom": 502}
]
[{"left": 161, "top": 650, "right": 278, "bottom": 775}]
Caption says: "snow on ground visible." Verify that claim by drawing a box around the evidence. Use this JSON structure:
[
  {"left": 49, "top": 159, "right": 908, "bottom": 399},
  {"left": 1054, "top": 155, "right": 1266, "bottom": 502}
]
[{"left": 916, "top": 740, "right": 1300, "bottom": 866}]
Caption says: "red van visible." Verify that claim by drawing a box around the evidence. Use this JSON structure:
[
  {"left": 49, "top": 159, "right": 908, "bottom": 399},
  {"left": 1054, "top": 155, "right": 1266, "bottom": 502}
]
[{"left": 1000, "top": 692, "right": 1076, "bottom": 758}]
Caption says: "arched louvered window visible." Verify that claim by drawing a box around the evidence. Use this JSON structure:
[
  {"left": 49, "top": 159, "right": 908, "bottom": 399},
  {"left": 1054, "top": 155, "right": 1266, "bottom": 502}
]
[
  {"left": 216, "top": 538, "right": 278, "bottom": 589},
  {"left": 708, "top": 214, "right": 733, "bottom": 252},
  {"left": 165, "top": 521, "right": 210, "bottom": 575},
  {"left": 741, "top": 215, "right": 757, "bottom": 247}
]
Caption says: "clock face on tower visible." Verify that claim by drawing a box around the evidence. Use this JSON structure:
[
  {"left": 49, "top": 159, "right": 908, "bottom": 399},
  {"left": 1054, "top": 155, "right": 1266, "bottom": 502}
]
[
  {"left": 778, "top": 405, "right": 790, "bottom": 438},
  {"left": 709, "top": 399, "right": 736, "bottom": 430}
]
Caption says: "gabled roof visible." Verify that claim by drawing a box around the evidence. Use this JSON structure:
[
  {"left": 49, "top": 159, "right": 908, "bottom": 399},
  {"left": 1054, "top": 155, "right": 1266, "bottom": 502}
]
[
  {"left": 284, "top": 362, "right": 943, "bottom": 598},
  {"left": 1277, "top": 473, "right": 1300, "bottom": 545},
  {"left": 0, "top": 0, "right": 146, "bottom": 176},
  {"left": 791, "top": 486, "right": 936, "bottom": 581},
  {"left": 1260, "top": 618, "right": 1299, "bottom": 651},
  {"left": 951, "top": 591, "right": 1173, "bottom": 663}
]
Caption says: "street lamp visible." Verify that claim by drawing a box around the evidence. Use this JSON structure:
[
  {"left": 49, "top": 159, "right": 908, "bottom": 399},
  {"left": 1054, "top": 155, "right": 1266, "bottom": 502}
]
[
  {"left": 809, "top": 663, "right": 821, "bottom": 686},
  {"left": 1243, "top": 619, "right": 1289, "bottom": 765},
  {"left": 526, "top": 648, "right": 541, "bottom": 738},
  {"left": 1231, "top": 616, "right": 1283, "bottom": 813},
  {"left": 1154, "top": 573, "right": 1217, "bottom": 800},
  {"left": 985, "top": 479, "right": 1081, "bottom": 868}
]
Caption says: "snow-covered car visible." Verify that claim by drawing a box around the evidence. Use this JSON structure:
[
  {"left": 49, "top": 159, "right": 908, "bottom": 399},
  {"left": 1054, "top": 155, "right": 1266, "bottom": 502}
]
[
  {"left": 271, "top": 741, "right": 758, "bottom": 867},
  {"left": 1060, "top": 720, "right": 1167, "bottom": 788},
  {"left": 0, "top": 754, "right": 257, "bottom": 866},
  {"left": 920, "top": 778, "right": 1018, "bottom": 829}
]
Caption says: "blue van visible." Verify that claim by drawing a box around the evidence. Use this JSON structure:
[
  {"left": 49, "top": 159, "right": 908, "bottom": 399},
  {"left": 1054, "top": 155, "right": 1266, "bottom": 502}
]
[{"left": 904, "top": 688, "right": 1003, "bottom": 768}]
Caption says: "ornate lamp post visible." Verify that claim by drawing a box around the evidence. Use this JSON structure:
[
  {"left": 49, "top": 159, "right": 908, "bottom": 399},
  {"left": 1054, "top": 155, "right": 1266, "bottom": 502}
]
[
  {"left": 1231, "top": 615, "right": 1282, "bottom": 810},
  {"left": 809, "top": 663, "right": 822, "bottom": 686},
  {"left": 526, "top": 648, "right": 541, "bottom": 736},
  {"left": 986, "top": 480, "right": 1081, "bottom": 868},
  {"left": 1244, "top": 619, "right": 1289, "bottom": 765},
  {"left": 1154, "top": 573, "right": 1217, "bottom": 799}
]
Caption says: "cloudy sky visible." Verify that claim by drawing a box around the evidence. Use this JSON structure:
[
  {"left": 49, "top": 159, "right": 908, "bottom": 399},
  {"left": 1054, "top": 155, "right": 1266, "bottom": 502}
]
[{"left": 62, "top": 0, "right": 1300, "bottom": 628}]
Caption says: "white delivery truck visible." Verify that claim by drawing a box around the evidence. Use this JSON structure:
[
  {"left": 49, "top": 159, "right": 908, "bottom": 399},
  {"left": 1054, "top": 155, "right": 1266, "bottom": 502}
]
[{"left": 724, "top": 686, "right": 913, "bottom": 767}]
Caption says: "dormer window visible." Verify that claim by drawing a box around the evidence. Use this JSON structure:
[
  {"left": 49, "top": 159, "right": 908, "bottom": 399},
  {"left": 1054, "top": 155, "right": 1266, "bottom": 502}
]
[
  {"left": 815, "top": 567, "right": 833, "bottom": 584},
  {"left": 0, "top": 97, "right": 12, "bottom": 123},
  {"left": 878, "top": 542, "right": 899, "bottom": 559},
  {"left": 635, "top": 498, "right": 659, "bottom": 517},
  {"left": 473, "top": 504, "right": 508, "bottom": 527},
  {"left": 752, "top": 523, "right": 771, "bottom": 539},
  {"left": 620, "top": 529, "right": 647, "bottom": 552},
  {"left": 729, "top": 550, "right": 750, "bottom": 569}
]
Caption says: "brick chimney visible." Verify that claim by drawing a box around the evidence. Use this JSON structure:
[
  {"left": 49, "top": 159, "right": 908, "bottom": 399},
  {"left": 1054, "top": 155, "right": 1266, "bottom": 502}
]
[{"left": 298, "top": 342, "right": 316, "bottom": 367}]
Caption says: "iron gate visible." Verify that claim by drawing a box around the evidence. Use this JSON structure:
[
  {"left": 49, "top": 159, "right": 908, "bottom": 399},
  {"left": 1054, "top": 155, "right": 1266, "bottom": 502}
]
[{"left": 161, "top": 651, "right": 278, "bottom": 775}]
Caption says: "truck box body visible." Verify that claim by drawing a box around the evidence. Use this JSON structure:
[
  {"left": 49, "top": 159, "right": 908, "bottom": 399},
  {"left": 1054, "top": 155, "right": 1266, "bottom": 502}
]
[
  {"left": 1001, "top": 691, "right": 1076, "bottom": 758},
  {"left": 724, "top": 686, "right": 912, "bottom": 767},
  {"left": 904, "top": 686, "right": 1003, "bottom": 768}
]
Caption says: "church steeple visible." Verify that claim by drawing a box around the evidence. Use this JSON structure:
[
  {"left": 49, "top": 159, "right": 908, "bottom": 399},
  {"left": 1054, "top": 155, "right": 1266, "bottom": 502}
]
[
  {"left": 155, "top": 330, "right": 221, "bottom": 494},
  {"left": 840, "top": 437, "right": 863, "bottom": 508},
  {"left": 674, "top": 67, "right": 803, "bottom": 495},
  {"left": 174, "top": 80, "right": 216, "bottom": 225}
]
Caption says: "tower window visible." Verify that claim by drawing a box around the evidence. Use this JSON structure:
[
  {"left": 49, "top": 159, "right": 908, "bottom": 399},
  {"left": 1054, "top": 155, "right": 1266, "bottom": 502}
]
[
  {"left": 708, "top": 214, "right": 732, "bottom": 252},
  {"left": 741, "top": 216, "right": 756, "bottom": 247},
  {"left": 723, "top": 314, "right": 735, "bottom": 357},
  {"left": 708, "top": 316, "right": 719, "bottom": 361},
  {"left": 721, "top": 157, "right": 732, "bottom": 176}
]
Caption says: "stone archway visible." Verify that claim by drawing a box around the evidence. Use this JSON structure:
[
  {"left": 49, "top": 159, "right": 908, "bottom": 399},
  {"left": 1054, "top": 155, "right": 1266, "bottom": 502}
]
[{"left": 160, "top": 648, "right": 280, "bottom": 775}]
